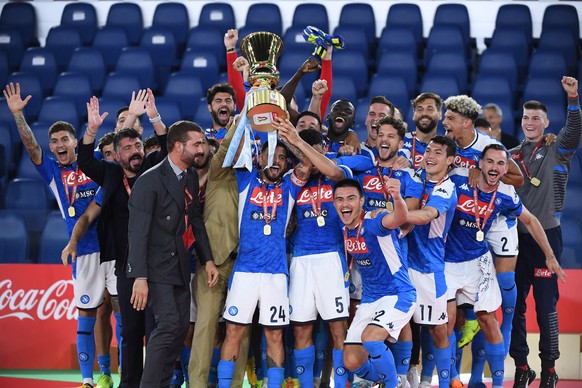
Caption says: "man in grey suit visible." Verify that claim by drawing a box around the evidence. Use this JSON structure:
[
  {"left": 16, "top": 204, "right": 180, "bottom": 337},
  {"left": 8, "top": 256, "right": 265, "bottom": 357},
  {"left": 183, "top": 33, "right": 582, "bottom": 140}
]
[{"left": 127, "top": 120, "right": 219, "bottom": 388}]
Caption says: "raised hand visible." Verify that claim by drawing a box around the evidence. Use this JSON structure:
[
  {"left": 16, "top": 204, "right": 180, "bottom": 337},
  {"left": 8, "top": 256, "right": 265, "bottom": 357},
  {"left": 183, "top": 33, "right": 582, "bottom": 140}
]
[
  {"left": 312, "top": 79, "right": 328, "bottom": 97},
  {"left": 301, "top": 57, "right": 321, "bottom": 73},
  {"left": 86, "top": 96, "right": 108, "bottom": 133},
  {"left": 561, "top": 76, "right": 578, "bottom": 97},
  {"left": 3, "top": 82, "right": 31, "bottom": 114},
  {"left": 232, "top": 56, "right": 250, "bottom": 73},
  {"left": 224, "top": 29, "right": 238, "bottom": 50},
  {"left": 128, "top": 89, "right": 148, "bottom": 117},
  {"left": 144, "top": 88, "right": 159, "bottom": 119}
]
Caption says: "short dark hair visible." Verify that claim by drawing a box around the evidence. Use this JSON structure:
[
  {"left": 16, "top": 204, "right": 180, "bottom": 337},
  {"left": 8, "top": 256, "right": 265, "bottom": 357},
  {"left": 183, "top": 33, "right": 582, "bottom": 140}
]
[
  {"left": 369, "top": 96, "right": 394, "bottom": 114},
  {"left": 429, "top": 135, "right": 457, "bottom": 157},
  {"left": 334, "top": 178, "right": 363, "bottom": 198},
  {"left": 113, "top": 128, "right": 142, "bottom": 151},
  {"left": 206, "top": 83, "right": 236, "bottom": 105},
  {"left": 481, "top": 143, "right": 509, "bottom": 160},
  {"left": 98, "top": 131, "right": 115, "bottom": 152},
  {"left": 116, "top": 106, "right": 129, "bottom": 120},
  {"left": 297, "top": 110, "right": 322, "bottom": 130},
  {"left": 474, "top": 118, "right": 491, "bottom": 130},
  {"left": 523, "top": 100, "right": 547, "bottom": 114},
  {"left": 167, "top": 120, "right": 205, "bottom": 151},
  {"left": 143, "top": 135, "right": 159, "bottom": 150},
  {"left": 48, "top": 121, "right": 76, "bottom": 138},
  {"left": 377, "top": 116, "right": 406, "bottom": 140},
  {"left": 207, "top": 137, "right": 219, "bottom": 150},
  {"left": 412, "top": 92, "right": 442, "bottom": 111},
  {"left": 298, "top": 129, "right": 323, "bottom": 147},
  {"left": 261, "top": 139, "right": 288, "bottom": 154}
]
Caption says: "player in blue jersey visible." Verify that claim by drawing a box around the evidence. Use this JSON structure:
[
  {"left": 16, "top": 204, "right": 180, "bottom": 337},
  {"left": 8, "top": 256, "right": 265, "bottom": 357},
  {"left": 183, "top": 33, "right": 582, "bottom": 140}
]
[
  {"left": 4, "top": 83, "right": 116, "bottom": 388},
  {"left": 446, "top": 144, "right": 564, "bottom": 388},
  {"left": 360, "top": 96, "right": 394, "bottom": 159},
  {"left": 405, "top": 136, "right": 458, "bottom": 388},
  {"left": 218, "top": 134, "right": 311, "bottom": 388},
  {"left": 332, "top": 178, "right": 416, "bottom": 388},
  {"left": 403, "top": 93, "right": 443, "bottom": 171}
]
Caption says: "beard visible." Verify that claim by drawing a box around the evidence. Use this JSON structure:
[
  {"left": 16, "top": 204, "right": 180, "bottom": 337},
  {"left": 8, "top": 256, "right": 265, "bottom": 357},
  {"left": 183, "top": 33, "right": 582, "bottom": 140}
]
[
  {"left": 211, "top": 108, "right": 232, "bottom": 127},
  {"left": 415, "top": 116, "right": 438, "bottom": 134}
]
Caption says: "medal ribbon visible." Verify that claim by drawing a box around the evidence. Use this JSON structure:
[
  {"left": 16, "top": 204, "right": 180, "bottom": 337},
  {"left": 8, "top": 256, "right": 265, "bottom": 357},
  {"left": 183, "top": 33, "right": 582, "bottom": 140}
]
[
  {"left": 517, "top": 138, "right": 544, "bottom": 182},
  {"left": 421, "top": 175, "right": 447, "bottom": 209},
  {"left": 262, "top": 181, "right": 280, "bottom": 227},
  {"left": 375, "top": 163, "right": 393, "bottom": 204},
  {"left": 122, "top": 175, "right": 132, "bottom": 196},
  {"left": 472, "top": 186, "right": 498, "bottom": 234},
  {"left": 343, "top": 211, "right": 365, "bottom": 271},
  {"left": 61, "top": 165, "right": 79, "bottom": 211},
  {"left": 308, "top": 177, "right": 323, "bottom": 217},
  {"left": 411, "top": 132, "right": 420, "bottom": 169}
]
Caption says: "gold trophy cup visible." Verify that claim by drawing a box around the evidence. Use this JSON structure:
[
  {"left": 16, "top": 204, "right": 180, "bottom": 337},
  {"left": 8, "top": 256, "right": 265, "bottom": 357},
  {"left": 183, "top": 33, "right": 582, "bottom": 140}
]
[{"left": 240, "top": 32, "right": 288, "bottom": 132}]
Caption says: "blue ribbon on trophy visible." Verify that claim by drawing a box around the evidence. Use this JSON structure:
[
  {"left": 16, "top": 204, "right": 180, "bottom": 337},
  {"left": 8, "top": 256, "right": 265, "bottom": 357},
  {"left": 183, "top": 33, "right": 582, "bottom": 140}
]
[{"left": 302, "top": 26, "right": 345, "bottom": 60}]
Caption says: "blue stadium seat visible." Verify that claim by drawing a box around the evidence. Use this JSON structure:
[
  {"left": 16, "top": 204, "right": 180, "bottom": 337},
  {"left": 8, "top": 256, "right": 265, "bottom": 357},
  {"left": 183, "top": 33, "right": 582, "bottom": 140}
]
[
  {"left": 7, "top": 72, "right": 43, "bottom": 121},
  {"left": 180, "top": 49, "right": 220, "bottom": 92},
  {"left": 376, "top": 52, "right": 417, "bottom": 96},
  {"left": 426, "top": 52, "right": 468, "bottom": 94},
  {"left": 332, "top": 26, "right": 370, "bottom": 64},
  {"left": 186, "top": 27, "right": 226, "bottom": 69},
  {"left": 162, "top": 72, "right": 204, "bottom": 120},
  {"left": 544, "top": 101, "right": 567, "bottom": 135},
  {"left": 0, "top": 210, "right": 28, "bottom": 263},
  {"left": 97, "top": 97, "right": 126, "bottom": 133},
  {"left": 115, "top": 47, "right": 156, "bottom": 90},
  {"left": 68, "top": 48, "right": 106, "bottom": 94},
  {"left": 426, "top": 25, "right": 466, "bottom": 65},
  {"left": 528, "top": 51, "right": 568, "bottom": 82},
  {"left": 92, "top": 26, "right": 129, "bottom": 71},
  {"left": 60, "top": 2, "right": 97, "bottom": 46},
  {"left": 140, "top": 27, "right": 178, "bottom": 89},
  {"left": 433, "top": 4, "right": 472, "bottom": 48},
  {"left": 537, "top": 28, "right": 578, "bottom": 73},
  {"left": 338, "top": 4, "right": 376, "bottom": 45},
  {"left": 569, "top": 154, "right": 582, "bottom": 188},
  {"left": 198, "top": 3, "right": 235, "bottom": 34},
  {"left": 152, "top": 2, "right": 189, "bottom": 50},
  {"left": 291, "top": 4, "right": 329, "bottom": 33},
  {"left": 0, "top": 124, "right": 12, "bottom": 181},
  {"left": 522, "top": 78, "right": 565, "bottom": 107},
  {"left": 561, "top": 215, "right": 582, "bottom": 269},
  {"left": 102, "top": 73, "right": 141, "bottom": 103},
  {"left": 243, "top": 4, "right": 282, "bottom": 37},
  {"left": 488, "top": 27, "right": 529, "bottom": 76},
  {"left": 45, "top": 26, "right": 82, "bottom": 70},
  {"left": 0, "top": 27, "right": 24, "bottom": 71},
  {"left": 282, "top": 26, "right": 313, "bottom": 56},
  {"left": 0, "top": 2, "right": 38, "bottom": 48},
  {"left": 471, "top": 75, "right": 514, "bottom": 111},
  {"left": 542, "top": 4, "right": 579, "bottom": 42},
  {"left": 385, "top": 4, "right": 423, "bottom": 46},
  {"left": 105, "top": 3, "right": 143, "bottom": 46},
  {"left": 477, "top": 49, "right": 518, "bottom": 94},
  {"left": 329, "top": 75, "right": 357, "bottom": 105},
  {"left": 53, "top": 72, "right": 93, "bottom": 119},
  {"left": 38, "top": 211, "right": 69, "bottom": 264},
  {"left": 378, "top": 26, "right": 419, "bottom": 60},
  {"left": 151, "top": 98, "right": 183, "bottom": 129},
  {"left": 419, "top": 75, "right": 460, "bottom": 101},
  {"left": 0, "top": 51, "right": 6, "bottom": 87},
  {"left": 277, "top": 51, "right": 317, "bottom": 97},
  {"left": 19, "top": 47, "right": 58, "bottom": 95},
  {"left": 193, "top": 99, "right": 213, "bottom": 130},
  {"left": 367, "top": 75, "right": 410, "bottom": 116},
  {"left": 332, "top": 51, "right": 368, "bottom": 98},
  {"left": 494, "top": 4, "right": 532, "bottom": 45},
  {"left": 5, "top": 178, "right": 50, "bottom": 233},
  {"left": 37, "top": 97, "right": 80, "bottom": 132},
  {"left": 16, "top": 148, "right": 42, "bottom": 180},
  {"left": 0, "top": 97, "right": 18, "bottom": 143}
]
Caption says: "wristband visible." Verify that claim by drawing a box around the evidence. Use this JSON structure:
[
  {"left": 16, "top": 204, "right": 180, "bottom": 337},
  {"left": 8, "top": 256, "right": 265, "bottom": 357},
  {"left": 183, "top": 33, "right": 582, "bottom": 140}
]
[
  {"left": 149, "top": 114, "right": 161, "bottom": 123},
  {"left": 568, "top": 94, "right": 578, "bottom": 99},
  {"left": 226, "top": 48, "right": 235, "bottom": 53}
]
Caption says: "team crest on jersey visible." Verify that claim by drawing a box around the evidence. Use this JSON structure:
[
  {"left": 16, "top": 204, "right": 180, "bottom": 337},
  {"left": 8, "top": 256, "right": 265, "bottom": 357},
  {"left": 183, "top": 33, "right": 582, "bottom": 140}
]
[
  {"left": 296, "top": 184, "right": 333, "bottom": 205},
  {"left": 456, "top": 194, "right": 495, "bottom": 217},
  {"left": 346, "top": 237, "right": 368, "bottom": 254},
  {"left": 454, "top": 154, "right": 479, "bottom": 169},
  {"left": 228, "top": 306, "right": 238, "bottom": 316},
  {"left": 249, "top": 186, "right": 283, "bottom": 207}
]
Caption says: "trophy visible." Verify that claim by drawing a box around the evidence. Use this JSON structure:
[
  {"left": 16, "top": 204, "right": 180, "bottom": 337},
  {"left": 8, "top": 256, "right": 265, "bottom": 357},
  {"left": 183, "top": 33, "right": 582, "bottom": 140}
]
[{"left": 240, "top": 32, "right": 288, "bottom": 132}]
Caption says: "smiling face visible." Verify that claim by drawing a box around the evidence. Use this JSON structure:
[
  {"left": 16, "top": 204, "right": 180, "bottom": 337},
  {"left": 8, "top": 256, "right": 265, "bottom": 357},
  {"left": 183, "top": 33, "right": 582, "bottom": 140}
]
[
  {"left": 260, "top": 145, "right": 288, "bottom": 183},
  {"left": 479, "top": 148, "right": 508, "bottom": 188},
  {"left": 424, "top": 141, "right": 453, "bottom": 179},
  {"left": 115, "top": 137, "right": 144, "bottom": 175},
  {"left": 180, "top": 131, "right": 211, "bottom": 170},
  {"left": 413, "top": 98, "right": 441, "bottom": 134},
  {"left": 365, "top": 102, "right": 392, "bottom": 142},
  {"left": 334, "top": 186, "right": 365, "bottom": 229},
  {"left": 521, "top": 108, "right": 549, "bottom": 142},
  {"left": 49, "top": 130, "right": 78, "bottom": 166},
  {"left": 375, "top": 124, "right": 403, "bottom": 163},
  {"left": 208, "top": 92, "right": 235, "bottom": 128},
  {"left": 328, "top": 100, "right": 355, "bottom": 136}
]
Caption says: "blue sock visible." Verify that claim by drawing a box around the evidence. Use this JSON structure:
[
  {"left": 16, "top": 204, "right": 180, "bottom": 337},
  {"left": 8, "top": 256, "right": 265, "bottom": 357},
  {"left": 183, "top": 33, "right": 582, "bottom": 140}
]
[
  {"left": 77, "top": 316, "right": 96, "bottom": 380},
  {"left": 97, "top": 354, "right": 111, "bottom": 375},
  {"left": 389, "top": 340, "right": 412, "bottom": 376},
  {"left": 353, "top": 359, "right": 380, "bottom": 381},
  {"left": 217, "top": 360, "right": 235, "bottom": 388},
  {"left": 170, "top": 363, "right": 184, "bottom": 386},
  {"left": 294, "top": 346, "right": 315, "bottom": 386},
  {"left": 113, "top": 312, "right": 122, "bottom": 371},
  {"left": 421, "top": 327, "right": 435, "bottom": 378},
  {"left": 313, "top": 319, "right": 328, "bottom": 378},
  {"left": 449, "top": 333, "right": 459, "bottom": 379},
  {"left": 333, "top": 348, "right": 348, "bottom": 388},
  {"left": 208, "top": 347, "right": 221, "bottom": 384},
  {"left": 497, "top": 271, "right": 517, "bottom": 356},
  {"left": 434, "top": 346, "right": 451, "bottom": 388},
  {"left": 180, "top": 346, "right": 190, "bottom": 382},
  {"left": 484, "top": 341, "right": 505, "bottom": 387},
  {"left": 362, "top": 341, "right": 397, "bottom": 387},
  {"left": 469, "top": 331, "right": 486, "bottom": 384},
  {"left": 464, "top": 308, "right": 477, "bottom": 321},
  {"left": 267, "top": 367, "right": 285, "bottom": 387}
]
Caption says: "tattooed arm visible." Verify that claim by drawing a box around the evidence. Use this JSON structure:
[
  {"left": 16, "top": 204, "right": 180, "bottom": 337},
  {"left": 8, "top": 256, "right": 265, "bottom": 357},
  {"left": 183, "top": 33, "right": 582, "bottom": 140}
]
[{"left": 3, "top": 83, "right": 42, "bottom": 165}]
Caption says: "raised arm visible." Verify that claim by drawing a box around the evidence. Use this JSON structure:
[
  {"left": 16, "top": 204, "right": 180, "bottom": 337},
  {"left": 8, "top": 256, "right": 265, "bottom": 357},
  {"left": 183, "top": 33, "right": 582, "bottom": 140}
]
[
  {"left": 381, "top": 178, "right": 408, "bottom": 230},
  {"left": 557, "top": 76, "right": 581, "bottom": 152},
  {"left": 307, "top": 79, "right": 328, "bottom": 118},
  {"left": 3, "top": 83, "right": 41, "bottom": 165},
  {"left": 280, "top": 57, "right": 321, "bottom": 124},
  {"left": 144, "top": 88, "right": 167, "bottom": 135},
  {"left": 225, "top": 29, "right": 246, "bottom": 111},
  {"left": 500, "top": 158, "right": 525, "bottom": 187}
]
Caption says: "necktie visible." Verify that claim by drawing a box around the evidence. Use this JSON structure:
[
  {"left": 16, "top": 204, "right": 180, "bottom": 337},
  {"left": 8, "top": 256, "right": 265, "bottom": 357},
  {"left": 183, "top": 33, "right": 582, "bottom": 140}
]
[{"left": 179, "top": 171, "right": 187, "bottom": 189}]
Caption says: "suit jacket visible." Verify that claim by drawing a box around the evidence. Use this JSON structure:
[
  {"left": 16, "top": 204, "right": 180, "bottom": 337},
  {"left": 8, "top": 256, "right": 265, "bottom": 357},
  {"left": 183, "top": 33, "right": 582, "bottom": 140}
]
[
  {"left": 126, "top": 157, "right": 213, "bottom": 286},
  {"left": 203, "top": 122, "right": 239, "bottom": 265},
  {"left": 77, "top": 134, "right": 167, "bottom": 272}
]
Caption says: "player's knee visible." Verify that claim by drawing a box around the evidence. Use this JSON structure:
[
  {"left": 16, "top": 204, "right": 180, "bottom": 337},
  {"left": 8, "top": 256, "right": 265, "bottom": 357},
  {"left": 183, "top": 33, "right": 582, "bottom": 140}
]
[
  {"left": 476, "top": 312, "right": 499, "bottom": 335},
  {"left": 264, "top": 327, "right": 283, "bottom": 346}
]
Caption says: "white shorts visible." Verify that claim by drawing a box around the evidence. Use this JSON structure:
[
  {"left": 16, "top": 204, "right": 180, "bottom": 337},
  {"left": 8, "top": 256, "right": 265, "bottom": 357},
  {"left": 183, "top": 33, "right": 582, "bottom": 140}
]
[
  {"left": 289, "top": 252, "right": 350, "bottom": 322},
  {"left": 74, "top": 253, "right": 117, "bottom": 309},
  {"left": 349, "top": 264, "right": 363, "bottom": 301},
  {"left": 345, "top": 294, "right": 416, "bottom": 344},
  {"left": 190, "top": 273, "right": 197, "bottom": 323},
  {"left": 409, "top": 269, "right": 448, "bottom": 325},
  {"left": 444, "top": 252, "right": 501, "bottom": 313},
  {"left": 487, "top": 216, "right": 519, "bottom": 257},
  {"left": 223, "top": 272, "right": 289, "bottom": 327}
]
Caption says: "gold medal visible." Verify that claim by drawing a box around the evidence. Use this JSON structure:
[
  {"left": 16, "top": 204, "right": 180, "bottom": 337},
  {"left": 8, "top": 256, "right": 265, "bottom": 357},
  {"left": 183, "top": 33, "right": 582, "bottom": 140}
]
[
  {"left": 385, "top": 201, "right": 393, "bottom": 211},
  {"left": 263, "top": 224, "right": 271, "bottom": 236},
  {"left": 530, "top": 177, "right": 540, "bottom": 187},
  {"left": 68, "top": 206, "right": 75, "bottom": 217},
  {"left": 476, "top": 230, "right": 484, "bottom": 242},
  {"left": 317, "top": 215, "right": 325, "bottom": 227}
]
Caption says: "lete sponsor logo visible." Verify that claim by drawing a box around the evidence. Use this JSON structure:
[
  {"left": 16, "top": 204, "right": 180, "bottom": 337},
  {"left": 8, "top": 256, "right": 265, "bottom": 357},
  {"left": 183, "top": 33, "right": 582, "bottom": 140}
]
[
  {"left": 534, "top": 268, "right": 553, "bottom": 278},
  {"left": 64, "top": 170, "right": 93, "bottom": 186},
  {"left": 453, "top": 155, "right": 478, "bottom": 169},
  {"left": 249, "top": 186, "right": 283, "bottom": 207},
  {"left": 346, "top": 237, "right": 368, "bottom": 254},
  {"left": 456, "top": 194, "right": 495, "bottom": 217},
  {"left": 362, "top": 176, "right": 384, "bottom": 194},
  {"left": 296, "top": 185, "right": 333, "bottom": 205},
  {"left": 0, "top": 279, "right": 76, "bottom": 321}
]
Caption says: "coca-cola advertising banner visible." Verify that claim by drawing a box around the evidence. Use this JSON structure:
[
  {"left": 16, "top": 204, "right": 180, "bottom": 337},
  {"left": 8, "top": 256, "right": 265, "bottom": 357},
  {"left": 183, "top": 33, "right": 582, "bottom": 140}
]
[{"left": 0, "top": 264, "right": 77, "bottom": 369}]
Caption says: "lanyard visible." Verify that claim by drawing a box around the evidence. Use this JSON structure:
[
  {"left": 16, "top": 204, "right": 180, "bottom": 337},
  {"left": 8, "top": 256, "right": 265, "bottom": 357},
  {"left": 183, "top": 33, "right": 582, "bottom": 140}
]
[
  {"left": 375, "top": 163, "right": 393, "bottom": 202},
  {"left": 343, "top": 211, "right": 365, "bottom": 271},
  {"left": 473, "top": 185, "right": 498, "bottom": 233},
  {"left": 122, "top": 175, "right": 133, "bottom": 196},
  {"left": 308, "top": 177, "right": 323, "bottom": 217},
  {"left": 61, "top": 165, "right": 79, "bottom": 217},
  {"left": 262, "top": 181, "right": 280, "bottom": 226},
  {"left": 411, "top": 132, "right": 421, "bottom": 169},
  {"left": 421, "top": 175, "right": 447, "bottom": 209}
]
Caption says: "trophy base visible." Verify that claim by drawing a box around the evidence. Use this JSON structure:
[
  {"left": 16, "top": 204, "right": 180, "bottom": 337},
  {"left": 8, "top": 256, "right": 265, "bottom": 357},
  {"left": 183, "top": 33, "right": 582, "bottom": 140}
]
[{"left": 246, "top": 89, "right": 288, "bottom": 132}]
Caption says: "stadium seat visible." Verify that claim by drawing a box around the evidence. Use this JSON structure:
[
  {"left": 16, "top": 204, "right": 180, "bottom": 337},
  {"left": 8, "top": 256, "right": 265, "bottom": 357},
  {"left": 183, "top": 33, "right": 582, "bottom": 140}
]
[
  {"left": 291, "top": 4, "right": 329, "bottom": 33},
  {"left": 367, "top": 75, "right": 411, "bottom": 115},
  {"left": 193, "top": 99, "right": 213, "bottom": 131},
  {"left": 38, "top": 211, "right": 69, "bottom": 265},
  {"left": 16, "top": 150, "right": 42, "bottom": 180},
  {"left": 419, "top": 75, "right": 460, "bottom": 101},
  {"left": 433, "top": 4, "right": 472, "bottom": 48},
  {"left": 0, "top": 2, "right": 38, "bottom": 48},
  {"left": 537, "top": 28, "right": 578, "bottom": 73},
  {"left": 140, "top": 27, "right": 178, "bottom": 89},
  {"left": 60, "top": 2, "right": 97, "bottom": 46},
  {"left": 522, "top": 78, "right": 565, "bottom": 107},
  {"left": 488, "top": 27, "right": 530, "bottom": 76},
  {"left": 101, "top": 73, "right": 141, "bottom": 103},
  {"left": 45, "top": 26, "right": 82, "bottom": 70},
  {"left": 7, "top": 72, "right": 43, "bottom": 121},
  {"left": 67, "top": 48, "right": 106, "bottom": 94},
  {"left": 329, "top": 75, "right": 357, "bottom": 105},
  {"left": 338, "top": 4, "right": 376, "bottom": 45},
  {"left": 0, "top": 210, "right": 29, "bottom": 263},
  {"left": 376, "top": 52, "right": 417, "bottom": 96},
  {"left": 0, "top": 27, "right": 25, "bottom": 71},
  {"left": 0, "top": 97, "right": 18, "bottom": 143},
  {"left": 105, "top": 3, "right": 143, "bottom": 46},
  {"left": 543, "top": 101, "right": 566, "bottom": 135},
  {"left": 243, "top": 4, "right": 282, "bottom": 37},
  {"left": 282, "top": 26, "right": 314, "bottom": 56},
  {"left": 426, "top": 25, "right": 466, "bottom": 65},
  {"left": 19, "top": 47, "right": 58, "bottom": 95},
  {"left": 0, "top": 124, "right": 13, "bottom": 180},
  {"left": 494, "top": 4, "right": 532, "bottom": 45},
  {"left": 378, "top": 26, "right": 419, "bottom": 60},
  {"left": 149, "top": 98, "right": 183, "bottom": 130},
  {"left": 186, "top": 27, "right": 226, "bottom": 69},
  {"left": 332, "top": 51, "right": 369, "bottom": 98},
  {"left": 92, "top": 26, "right": 129, "bottom": 71},
  {"left": 527, "top": 51, "right": 568, "bottom": 82},
  {"left": 162, "top": 72, "right": 204, "bottom": 120},
  {"left": 569, "top": 154, "right": 582, "bottom": 189},
  {"left": 277, "top": 51, "right": 318, "bottom": 97},
  {"left": 53, "top": 73, "right": 93, "bottom": 119},
  {"left": 115, "top": 47, "right": 156, "bottom": 91},
  {"left": 332, "top": 26, "right": 370, "bottom": 64},
  {"left": 471, "top": 75, "right": 514, "bottom": 111},
  {"left": 385, "top": 3, "right": 423, "bottom": 46},
  {"left": 152, "top": 2, "right": 190, "bottom": 50},
  {"left": 541, "top": 4, "right": 579, "bottom": 42},
  {"left": 198, "top": 3, "right": 235, "bottom": 35},
  {"left": 0, "top": 51, "right": 6, "bottom": 87},
  {"left": 561, "top": 215, "right": 582, "bottom": 269},
  {"left": 5, "top": 178, "right": 50, "bottom": 233},
  {"left": 425, "top": 52, "right": 468, "bottom": 94},
  {"left": 180, "top": 50, "right": 220, "bottom": 92},
  {"left": 37, "top": 96, "right": 80, "bottom": 132},
  {"left": 477, "top": 49, "right": 519, "bottom": 94}
]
